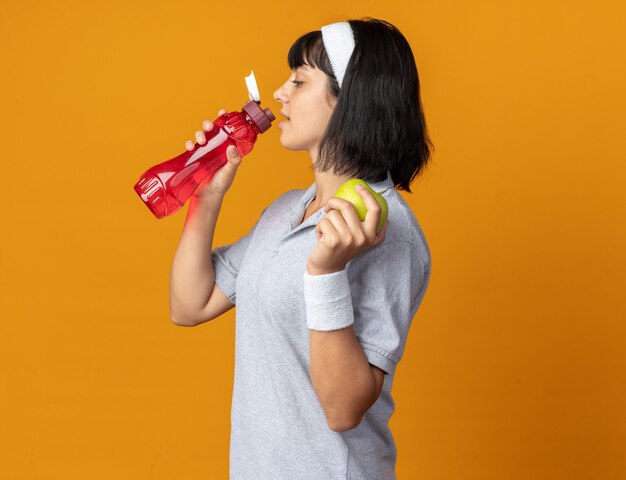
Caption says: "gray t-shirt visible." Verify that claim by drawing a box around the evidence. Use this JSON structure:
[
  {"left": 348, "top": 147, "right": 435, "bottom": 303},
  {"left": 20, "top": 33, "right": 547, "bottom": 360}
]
[{"left": 212, "top": 171, "right": 431, "bottom": 480}]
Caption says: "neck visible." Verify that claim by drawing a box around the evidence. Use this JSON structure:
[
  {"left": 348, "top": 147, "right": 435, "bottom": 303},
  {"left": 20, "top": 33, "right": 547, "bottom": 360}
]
[{"left": 308, "top": 146, "right": 353, "bottom": 209}]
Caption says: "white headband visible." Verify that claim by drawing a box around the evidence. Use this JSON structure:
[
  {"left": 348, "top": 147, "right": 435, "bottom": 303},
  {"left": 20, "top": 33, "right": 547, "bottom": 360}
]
[{"left": 320, "top": 22, "right": 355, "bottom": 89}]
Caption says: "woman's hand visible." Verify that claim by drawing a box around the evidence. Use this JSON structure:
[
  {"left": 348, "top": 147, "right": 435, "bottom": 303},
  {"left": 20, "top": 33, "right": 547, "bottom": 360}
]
[
  {"left": 306, "top": 185, "right": 389, "bottom": 275},
  {"left": 185, "top": 109, "right": 243, "bottom": 199}
]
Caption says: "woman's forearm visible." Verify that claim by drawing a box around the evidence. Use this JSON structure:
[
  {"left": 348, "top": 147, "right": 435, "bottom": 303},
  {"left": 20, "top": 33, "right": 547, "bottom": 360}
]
[
  {"left": 310, "top": 326, "right": 375, "bottom": 431},
  {"left": 169, "top": 194, "right": 224, "bottom": 325}
]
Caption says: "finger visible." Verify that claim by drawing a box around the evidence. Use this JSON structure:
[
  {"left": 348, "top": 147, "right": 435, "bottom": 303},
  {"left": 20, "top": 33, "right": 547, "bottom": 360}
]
[
  {"left": 374, "top": 220, "right": 389, "bottom": 243},
  {"left": 195, "top": 130, "right": 206, "bottom": 145},
  {"left": 227, "top": 145, "right": 241, "bottom": 164},
  {"left": 202, "top": 119, "right": 214, "bottom": 131},
  {"left": 355, "top": 185, "right": 382, "bottom": 238},
  {"left": 185, "top": 140, "right": 194, "bottom": 151},
  {"left": 218, "top": 109, "right": 227, "bottom": 116},
  {"left": 315, "top": 217, "right": 339, "bottom": 246},
  {"left": 321, "top": 209, "right": 352, "bottom": 242},
  {"left": 323, "top": 197, "right": 365, "bottom": 238}
]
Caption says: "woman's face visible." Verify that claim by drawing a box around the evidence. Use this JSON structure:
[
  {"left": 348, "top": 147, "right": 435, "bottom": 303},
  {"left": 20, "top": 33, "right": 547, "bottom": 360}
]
[{"left": 272, "top": 64, "right": 337, "bottom": 154}]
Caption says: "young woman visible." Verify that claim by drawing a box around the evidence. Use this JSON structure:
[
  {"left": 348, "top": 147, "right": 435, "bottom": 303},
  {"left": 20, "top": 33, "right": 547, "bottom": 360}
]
[{"left": 170, "top": 17, "right": 433, "bottom": 480}]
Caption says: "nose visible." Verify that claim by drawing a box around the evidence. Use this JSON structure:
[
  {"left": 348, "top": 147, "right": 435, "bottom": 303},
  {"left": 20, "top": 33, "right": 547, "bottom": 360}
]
[
  {"left": 272, "top": 87, "right": 283, "bottom": 103},
  {"left": 273, "top": 81, "right": 288, "bottom": 104}
]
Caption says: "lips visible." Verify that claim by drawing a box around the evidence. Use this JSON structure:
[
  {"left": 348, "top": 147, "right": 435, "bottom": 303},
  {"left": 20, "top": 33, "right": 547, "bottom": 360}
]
[{"left": 280, "top": 110, "right": 290, "bottom": 120}]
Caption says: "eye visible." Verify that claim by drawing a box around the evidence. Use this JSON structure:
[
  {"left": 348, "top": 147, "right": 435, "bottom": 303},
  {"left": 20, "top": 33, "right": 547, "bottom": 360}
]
[{"left": 291, "top": 80, "right": 304, "bottom": 87}]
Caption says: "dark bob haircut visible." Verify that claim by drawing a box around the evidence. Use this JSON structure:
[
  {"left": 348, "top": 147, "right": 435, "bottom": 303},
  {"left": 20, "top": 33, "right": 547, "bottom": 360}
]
[{"left": 287, "top": 17, "right": 434, "bottom": 193}]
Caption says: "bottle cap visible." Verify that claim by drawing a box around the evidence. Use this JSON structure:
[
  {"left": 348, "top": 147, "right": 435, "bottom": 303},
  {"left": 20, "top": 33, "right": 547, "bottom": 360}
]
[
  {"left": 242, "top": 100, "right": 276, "bottom": 133},
  {"left": 245, "top": 70, "right": 261, "bottom": 102}
]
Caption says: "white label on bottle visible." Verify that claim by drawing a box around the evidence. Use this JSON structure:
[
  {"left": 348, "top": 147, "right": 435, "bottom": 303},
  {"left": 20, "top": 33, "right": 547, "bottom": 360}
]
[
  {"left": 141, "top": 177, "right": 162, "bottom": 201},
  {"left": 185, "top": 128, "right": 229, "bottom": 167}
]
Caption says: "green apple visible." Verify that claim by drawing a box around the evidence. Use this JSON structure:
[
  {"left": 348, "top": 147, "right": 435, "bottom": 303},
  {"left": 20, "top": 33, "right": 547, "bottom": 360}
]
[{"left": 334, "top": 179, "right": 389, "bottom": 233}]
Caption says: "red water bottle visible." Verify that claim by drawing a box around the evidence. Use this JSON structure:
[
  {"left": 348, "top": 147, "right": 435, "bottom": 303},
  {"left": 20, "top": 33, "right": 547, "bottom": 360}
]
[{"left": 134, "top": 72, "right": 275, "bottom": 219}]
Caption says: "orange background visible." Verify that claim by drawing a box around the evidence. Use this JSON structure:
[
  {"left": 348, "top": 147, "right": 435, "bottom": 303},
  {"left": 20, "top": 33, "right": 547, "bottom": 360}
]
[{"left": 1, "top": 1, "right": 625, "bottom": 478}]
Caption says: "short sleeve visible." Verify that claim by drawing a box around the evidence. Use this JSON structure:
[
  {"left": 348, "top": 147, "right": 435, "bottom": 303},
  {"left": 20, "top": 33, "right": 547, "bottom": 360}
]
[
  {"left": 211, "top": 207, "right": 267, "bottom": 305},
  {"left": 347, "top": 240, "right": 430, "bottom": 376}
]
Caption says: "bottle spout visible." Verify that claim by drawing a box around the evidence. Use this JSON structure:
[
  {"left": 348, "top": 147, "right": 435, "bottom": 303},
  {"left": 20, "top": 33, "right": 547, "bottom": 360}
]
[
  {"left": 243, "top": 70, "right": 275, "bottom": 132},
  {"left": 245, "top": 70, "right": 261, "bottom": 102}
]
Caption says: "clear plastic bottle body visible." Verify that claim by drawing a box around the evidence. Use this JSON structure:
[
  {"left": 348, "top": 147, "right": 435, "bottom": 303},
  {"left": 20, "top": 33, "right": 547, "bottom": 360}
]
[{"left": 134, "top": 110, "right": 260, "bottom": 219}]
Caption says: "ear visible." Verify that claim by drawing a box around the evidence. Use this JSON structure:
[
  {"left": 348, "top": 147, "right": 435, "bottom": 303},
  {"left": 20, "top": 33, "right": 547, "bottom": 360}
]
[{"left": 325, "top": 85, "right": 339, "bottom": 109}]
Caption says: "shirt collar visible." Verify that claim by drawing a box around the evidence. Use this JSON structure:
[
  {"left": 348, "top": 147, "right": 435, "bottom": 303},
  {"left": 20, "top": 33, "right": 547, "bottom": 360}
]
[
  {"left": 299, "top": 170, "right": 394, "bottom": 208},
  {"left": 288, "top": 171, "right": 395, "bottom": 233}
]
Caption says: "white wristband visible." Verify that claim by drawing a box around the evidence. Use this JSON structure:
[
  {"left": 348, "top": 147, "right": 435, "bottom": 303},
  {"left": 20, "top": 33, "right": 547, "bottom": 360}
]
[{"left": 303, "top": 268, "right": 355, "bottom": 331}]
